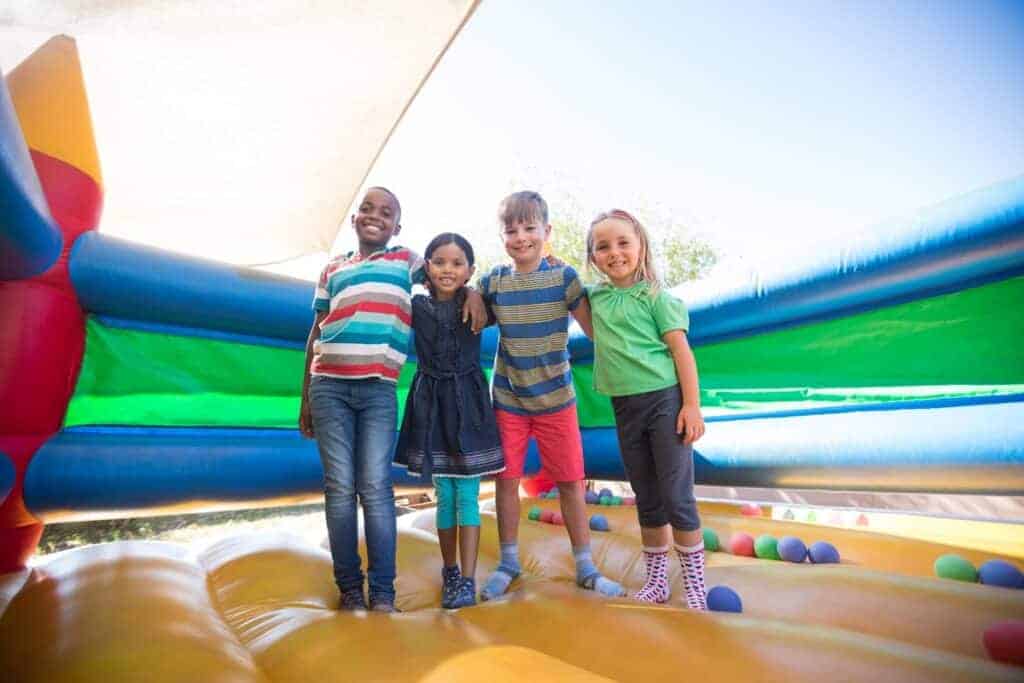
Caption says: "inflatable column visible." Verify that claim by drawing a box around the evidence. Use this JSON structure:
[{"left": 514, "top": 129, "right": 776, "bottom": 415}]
[{"left": 0, "top": 37, "right": 102, "bottom": 570}]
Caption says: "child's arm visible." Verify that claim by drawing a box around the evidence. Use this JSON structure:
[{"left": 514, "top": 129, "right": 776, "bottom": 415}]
[
  {"left": 571, "top": 295, "right": 595, "bottom": 338},
  {"left": 299, "top": 311, "right": 327, "bottom": 438},
  {"left": 461, "top": 287, "right": 489, "bottom": 334},
  {"left": 663, "top": 329, "right": 705, "bottom": 444}
]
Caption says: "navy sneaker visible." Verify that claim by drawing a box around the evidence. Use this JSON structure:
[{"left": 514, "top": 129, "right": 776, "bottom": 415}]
[
  {"left": 339, "top": 588, "right": 367, "bottom": 611},
  {"left": 449, "top": 577, "right": 477, "bottom": 609},
  {"left": 369, "top": 594, "right": 401, "bottom": 613},
  {"left": 441, "top": 565, "right": 462, "bottom": 609}
]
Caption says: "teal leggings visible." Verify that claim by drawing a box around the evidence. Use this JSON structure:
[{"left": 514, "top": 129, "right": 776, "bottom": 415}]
[{"left": 434, "top": 476, "right": 481, "bottom": 530}]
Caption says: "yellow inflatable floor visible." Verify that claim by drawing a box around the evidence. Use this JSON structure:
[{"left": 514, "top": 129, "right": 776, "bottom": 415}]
[{"left": 1, "top": 499, "right": 1022, "bottom": 682}]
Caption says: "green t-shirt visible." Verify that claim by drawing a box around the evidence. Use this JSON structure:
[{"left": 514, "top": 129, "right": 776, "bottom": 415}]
[{"left": 589, "top": 281, "right": 689, "bottom": 396}]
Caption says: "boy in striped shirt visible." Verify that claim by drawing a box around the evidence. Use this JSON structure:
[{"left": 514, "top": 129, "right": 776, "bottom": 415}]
[
  {"left": 478, "top": 191, "right": 626, "bottom": 600},
  {"left": 299, "top": 187, "right": 485, "bottom": 612}
]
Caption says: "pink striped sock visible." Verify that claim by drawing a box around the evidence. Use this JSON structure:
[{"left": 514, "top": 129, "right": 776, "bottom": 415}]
[
  {"left": 675, "top": 540, "right": 708, "bottom": 610},
  {"left": 633, "top": 546, "right": 670, "bottom": 604}
]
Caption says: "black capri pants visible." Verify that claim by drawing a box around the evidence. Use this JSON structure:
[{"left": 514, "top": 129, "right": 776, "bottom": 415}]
[{"left": 611, "top": 384, "right": 700, "bottom": 531}]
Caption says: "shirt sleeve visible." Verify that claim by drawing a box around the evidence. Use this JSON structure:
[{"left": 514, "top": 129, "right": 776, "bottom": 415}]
[
  {"left": 563, "top": 266, "right": 585, "bottom": 311},
  {"left": 408, "top": 249, "right": 425, "bottom": 285},
  {"left": 477, "top": 270, "right": 493, "bottom": 305},
  {"left": 652, "top": 290, "right": 689, "bottom": 335},
  {"left": 313, "top": 264, "right": 331, "bottom": 312}
]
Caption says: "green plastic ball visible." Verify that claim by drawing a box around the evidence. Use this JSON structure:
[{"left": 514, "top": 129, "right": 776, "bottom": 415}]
[
  {"left": 754, "top": 534, "right": 781, "bottom": 560},
  {"left": 599, "top": 497, "right": 611, "bottom": 506},
  {"left": 934, "top": 554, "right": 978, "bottom": 582},
  {"left": 702, "top": 528, "right": 720, "bottom": 552},
  {"left": 527, "top": 506, "right": 542, "bottom": 521},
  {"left": 610, "top": 496, "right": 622, "bottom": 506}
]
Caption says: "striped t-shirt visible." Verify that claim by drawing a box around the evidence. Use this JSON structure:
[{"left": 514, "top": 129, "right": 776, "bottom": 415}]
[
  {"left": 479, "top": 260, "right": 585, "bottom": 415},
  {"left": 311, "top": 246, "right": 423, "bottom": 383}
]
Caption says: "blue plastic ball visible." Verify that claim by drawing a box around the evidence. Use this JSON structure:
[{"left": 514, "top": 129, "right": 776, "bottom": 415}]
[
  {"left": 808, "top": 541, "right": 840, "bottom": 564},
  {"left": 777, "top": 536, "right": 808, "bottom": 563},
  {"left": 599, "top": 488, "right": 614, "bottom": 499},
  {"left": 589, "top": 514, "right": 610, "bottom": 532},
  {"left": 585, "top": 490, "right": 599, "bottom": 504},
  {"left": 706, "top": 585, "right": 743, "bottom": 613},
  {"left": 979, "top": 560, "right": 1024, "bottom": 589}
]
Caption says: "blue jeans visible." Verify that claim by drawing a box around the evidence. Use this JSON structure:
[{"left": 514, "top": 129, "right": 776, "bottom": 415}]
[{"left": 310, "top": 376, "right": 397, "bottom": 601}]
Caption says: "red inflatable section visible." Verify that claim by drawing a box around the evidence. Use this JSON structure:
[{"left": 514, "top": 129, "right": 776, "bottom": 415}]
[
  {"left": 0, "top": 434, "right": 49, "bottom": 572},
  {"left": 0, "top": 117, "right": 101, "bottom": 572},
  {"left": 29, "top": 150, "right": 103, "bottom": 288},
  {"left": 521, "top": 469, "right": 556, "bottom": 497}
]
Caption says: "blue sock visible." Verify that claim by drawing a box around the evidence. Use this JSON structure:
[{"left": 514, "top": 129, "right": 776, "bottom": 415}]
[
  {"left": 574, "top": 545, "right": 625, "bottom": 597},
  {"left": 499, "top": 542, "right": 520, "bottom": 573},
  {"left": 481, "top": 542, "right": 520, "bottom": 601}
]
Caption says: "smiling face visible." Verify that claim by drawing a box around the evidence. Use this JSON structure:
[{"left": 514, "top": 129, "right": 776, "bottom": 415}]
[
  {"left": 502, "top": 217, "right": 551, "bottom": 272},
  {"left": 426, "top": 242, "right": 474, "bottom": 300},
  {"left": 351, "top": 188, "right": 401, "bottom": 254},
  {"left": 590, "top": 217, "right": 644, "bottom": 287}
]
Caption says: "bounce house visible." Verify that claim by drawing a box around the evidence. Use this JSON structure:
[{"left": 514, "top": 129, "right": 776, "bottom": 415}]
[{"left": 2, "top": 7, "right": 1023, "bottom": 682}]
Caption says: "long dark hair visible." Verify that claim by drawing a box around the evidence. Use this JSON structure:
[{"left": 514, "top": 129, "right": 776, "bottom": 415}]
[{"left": 423, "top": 232, "right": 475, "bottom": 305}]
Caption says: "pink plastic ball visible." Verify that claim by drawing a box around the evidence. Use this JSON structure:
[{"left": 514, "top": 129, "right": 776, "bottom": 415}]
[
  {"left": 983, "top": 620, "right": 1024, "bottom": 667},
  {"left": 740, "top": 503, "right": 762, "bottom": 517},
  {"left": 729, "top": 532, "right": 756, "bottom": 557}
]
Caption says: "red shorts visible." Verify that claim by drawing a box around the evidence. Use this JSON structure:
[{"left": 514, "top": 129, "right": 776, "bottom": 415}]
[{"left": 494, "top": 404, "right": 585, "bottom": 482}]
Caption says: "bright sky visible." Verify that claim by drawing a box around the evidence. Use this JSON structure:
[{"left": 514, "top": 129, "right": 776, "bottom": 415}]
[{"left": 279, "top": 0, "right": 1023, "bottom": 283}]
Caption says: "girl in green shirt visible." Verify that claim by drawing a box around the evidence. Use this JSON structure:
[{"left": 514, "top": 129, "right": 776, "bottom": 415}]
[{"left": 585, "top": 208, "right": 708, "bottom": 610}]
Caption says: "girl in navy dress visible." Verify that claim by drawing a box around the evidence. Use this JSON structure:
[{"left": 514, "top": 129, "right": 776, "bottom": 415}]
[{"left": 395, "top": 232, "right": 504, "bottom": 609}]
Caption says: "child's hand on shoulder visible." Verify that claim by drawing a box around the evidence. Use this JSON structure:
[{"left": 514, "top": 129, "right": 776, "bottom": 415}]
[
  {"left": 462, "top": 287, "right": 488, "bottom": 333},
  {"left": 677, "top": 405, "right": 705, "bottom": 444}
]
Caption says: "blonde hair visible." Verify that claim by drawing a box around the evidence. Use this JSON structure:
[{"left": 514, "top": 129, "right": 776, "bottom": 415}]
[
  {"left": 586, "top": 209, "right": 660, "bottom": 294},
  {"left": 498, "top": 191, "right": 548, "bottom": 226}
]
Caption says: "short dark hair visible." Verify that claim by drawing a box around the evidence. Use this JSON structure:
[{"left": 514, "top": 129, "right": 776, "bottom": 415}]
[{"left": 366, "top": 186, "right": 401, "bottom": 221}]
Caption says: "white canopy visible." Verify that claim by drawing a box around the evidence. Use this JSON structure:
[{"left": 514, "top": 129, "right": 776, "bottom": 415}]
[{"left": 1, "top": 1, "right": 478, "bottom": 264}]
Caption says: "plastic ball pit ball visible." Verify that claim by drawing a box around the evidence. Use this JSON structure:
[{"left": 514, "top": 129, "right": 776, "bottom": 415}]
[
  {"left": 934, "top": 554, "right": 978, "bottom": 582},
  {"left": 706, "top": 586, "right": 743, "bottom": 613},
  {"left": 740, "top": 503, "right": 762, "bottom": 517},
  {"left": 729, "top": 533, "right": 755, "bottom": 557},
  {"left": 599, "top": 488, "right": 614, "bottom": 499},
  {"left": 978, "top": 559, "right": 1024, "bottom": 589},
  {"left": 599, "top": 497, "right": 612, "bottom": 506},
  {"left": 589, "top": 514, "right": 610, "bottom": 532},
  {"left": 777, "top": 536, "right": 807, "bottom": 563},
  {"left": 539, "top": 510, "right": 556, "bottom": 524},
  {"left": 527, "top": 506, "right": 542, "bottom": 521},
  {"left": 982, "top": 620, "right": 1024, "bottom": 666},
  {"left": 754, "top": 534, "right": 781, "bottom": 561},
  {"left": 622, "top": 496, "right": 636, "bottom": 506},
  {"left": 584, "top": 490, "right": 599, "bottom": 505},
  {"left": 702, "top": 528, "right": 720, "bottom": 552},
  {"left": 808, "top": 541, "right": 840, "bottom": 564},
  {"left": 550, "top": 511, "right": 564, "bottom": 526},
  {"left": 610, "top": 496, "right": 623, "bottom": 506}
]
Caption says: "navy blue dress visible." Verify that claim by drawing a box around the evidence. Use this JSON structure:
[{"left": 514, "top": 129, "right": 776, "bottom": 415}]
[{"left": 395, "top": 294, "right": 504, "bottom": 478}]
